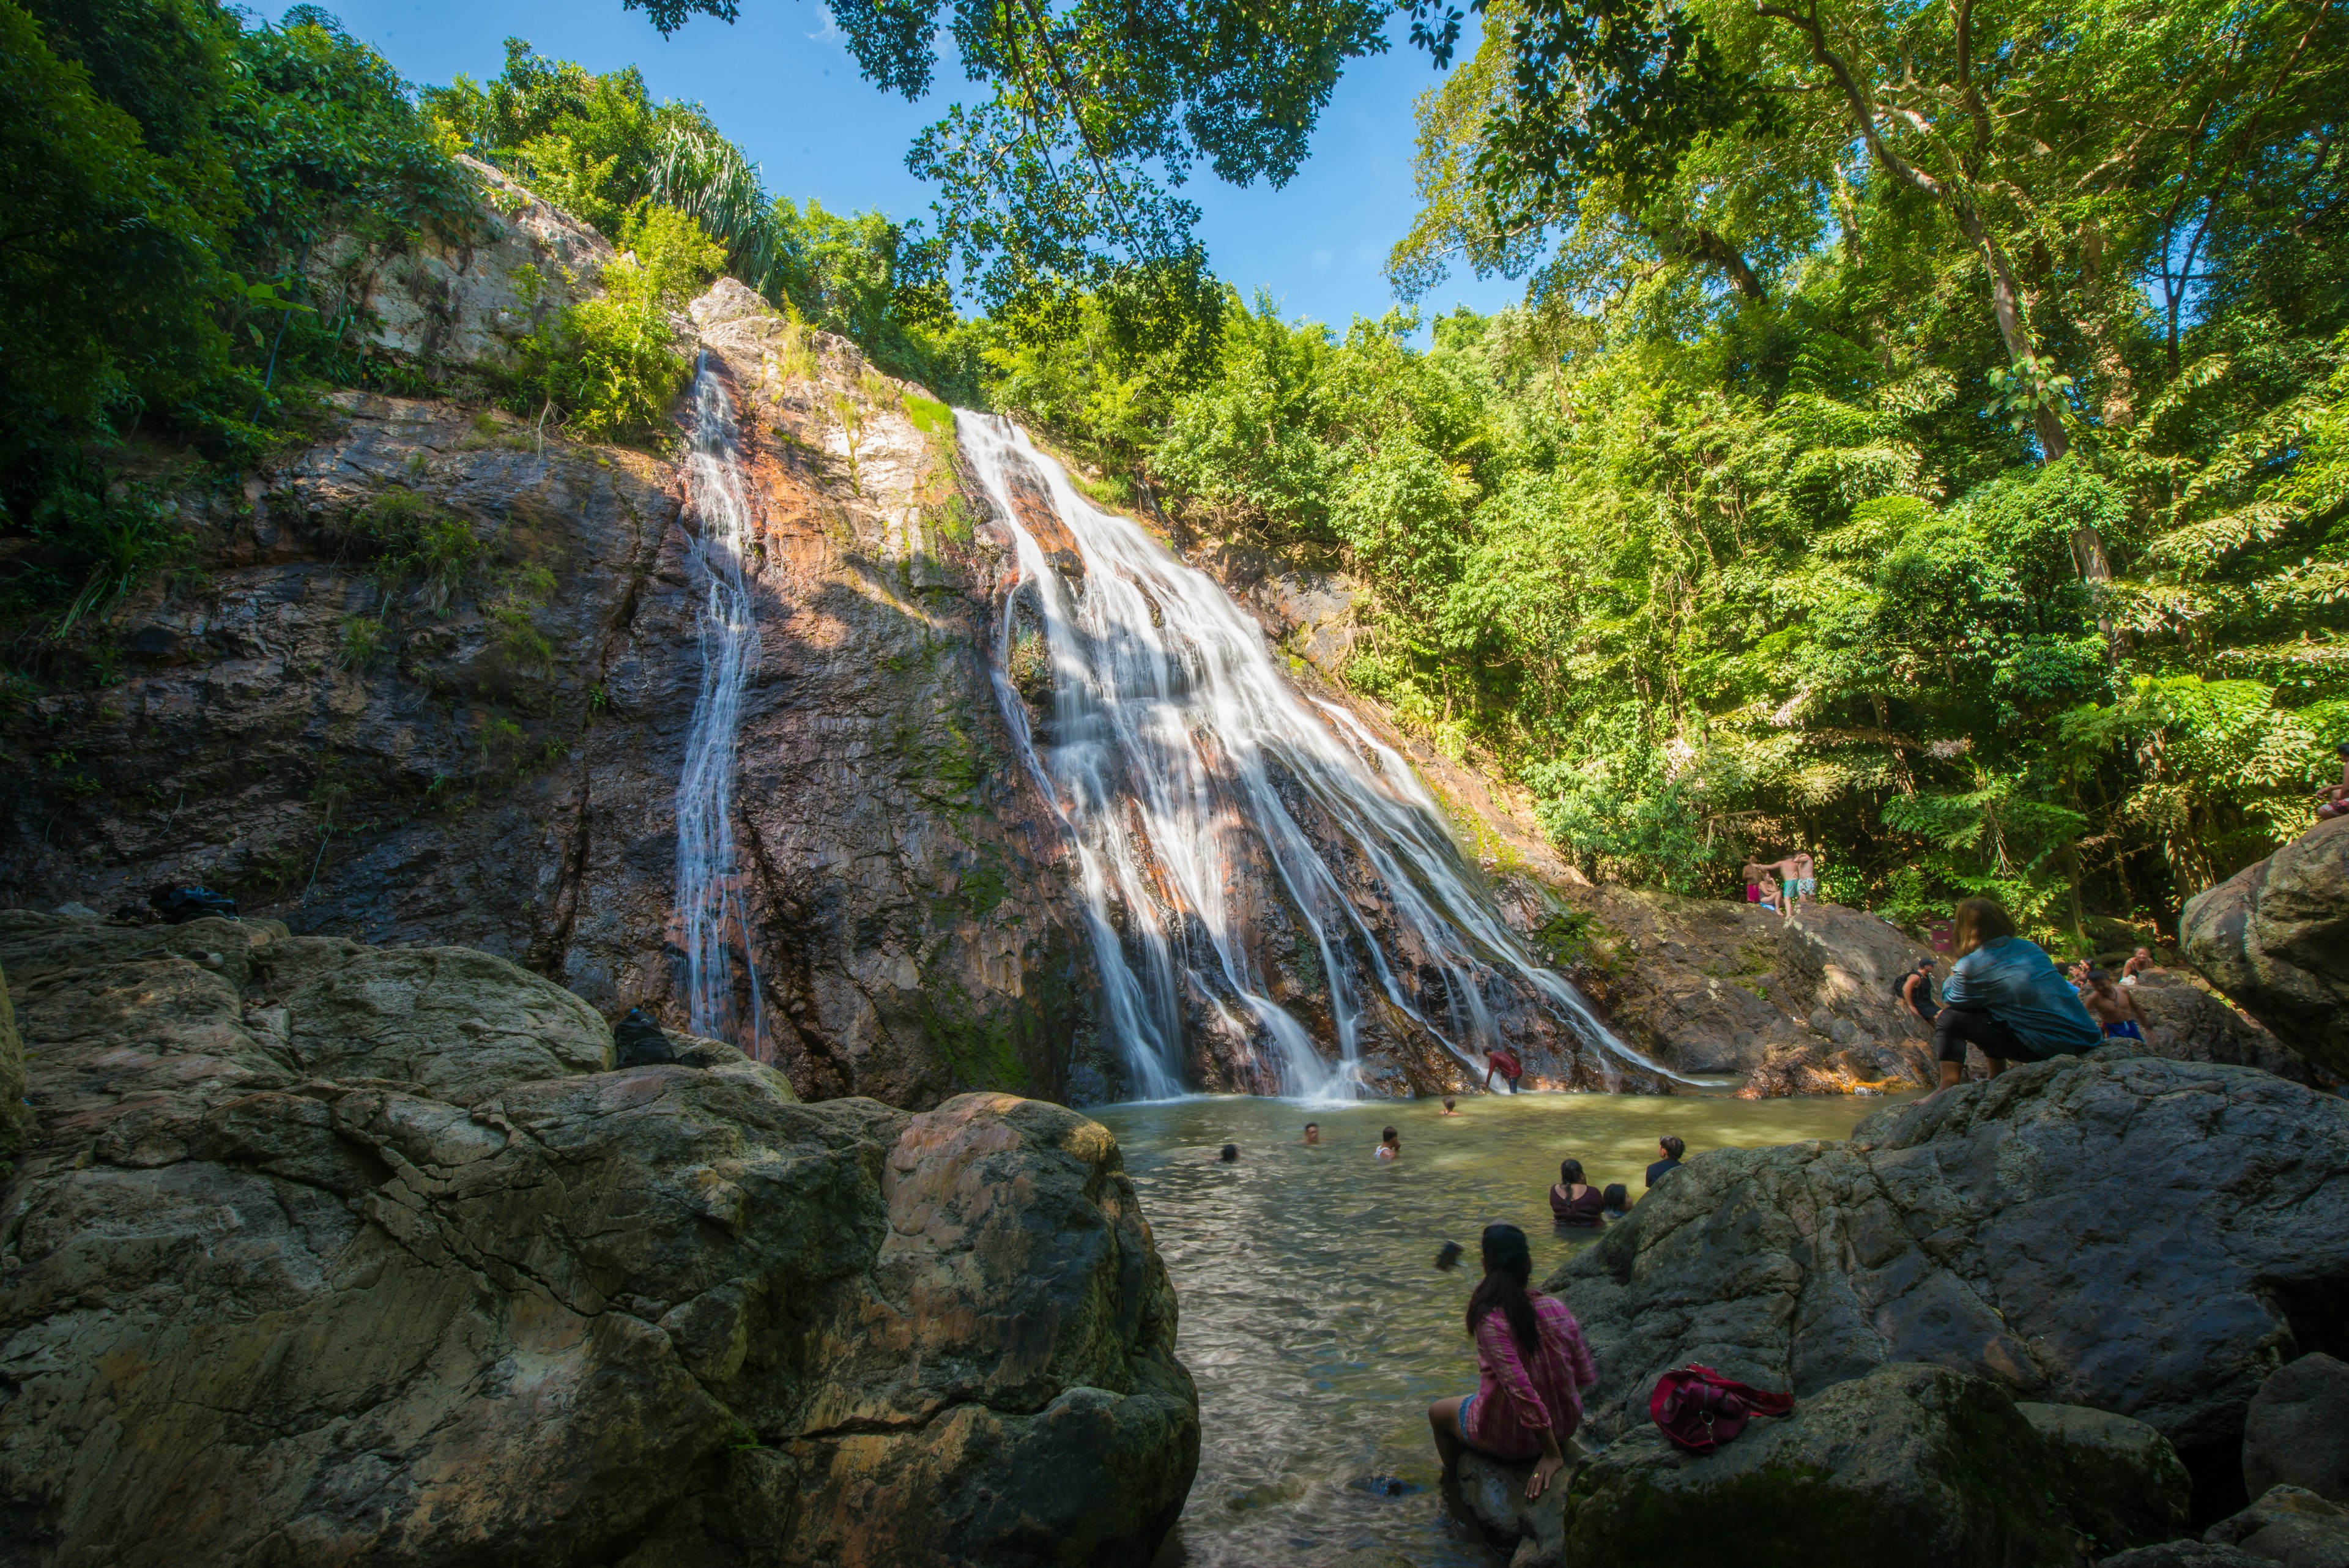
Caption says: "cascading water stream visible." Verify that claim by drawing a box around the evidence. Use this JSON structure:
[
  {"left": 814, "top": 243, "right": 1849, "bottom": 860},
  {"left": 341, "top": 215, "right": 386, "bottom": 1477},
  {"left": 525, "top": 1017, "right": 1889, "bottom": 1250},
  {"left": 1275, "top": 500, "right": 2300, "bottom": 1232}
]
[
  {"left": 957, "top": 412, "right": 1687, "bottom": 1101},
  {"left": 674, "top": 355, "right": 765, "bottom": 1053}
]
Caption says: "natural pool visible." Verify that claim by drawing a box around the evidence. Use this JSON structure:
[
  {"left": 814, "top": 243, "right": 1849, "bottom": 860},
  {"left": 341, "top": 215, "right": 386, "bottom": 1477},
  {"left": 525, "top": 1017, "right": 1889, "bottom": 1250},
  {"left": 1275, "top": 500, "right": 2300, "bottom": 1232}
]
[{"left": 1100, "top": 1088, "right": 1913, "bottom": 1566}]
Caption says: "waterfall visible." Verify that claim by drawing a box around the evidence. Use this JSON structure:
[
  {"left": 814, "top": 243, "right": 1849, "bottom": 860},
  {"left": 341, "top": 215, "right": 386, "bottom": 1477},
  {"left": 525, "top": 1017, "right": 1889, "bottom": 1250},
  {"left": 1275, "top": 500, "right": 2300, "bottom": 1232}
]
[
  {"left": 673, "top": 356, "right": 765, "bottom": 1053},
  {"left": 958, "top": 412, "right": 1683, "bottom": 1100}
]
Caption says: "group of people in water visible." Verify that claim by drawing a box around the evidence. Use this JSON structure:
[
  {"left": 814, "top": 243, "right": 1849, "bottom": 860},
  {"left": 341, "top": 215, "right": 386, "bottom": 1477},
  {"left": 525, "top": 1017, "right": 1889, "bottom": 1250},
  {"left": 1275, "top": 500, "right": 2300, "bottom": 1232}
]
[
  {"left": 1419, "top": 889, "right": 2197, "bottom": 1493},
  {"left": 1228, "top": 886, "right": 2210, "bottom": 1497}
]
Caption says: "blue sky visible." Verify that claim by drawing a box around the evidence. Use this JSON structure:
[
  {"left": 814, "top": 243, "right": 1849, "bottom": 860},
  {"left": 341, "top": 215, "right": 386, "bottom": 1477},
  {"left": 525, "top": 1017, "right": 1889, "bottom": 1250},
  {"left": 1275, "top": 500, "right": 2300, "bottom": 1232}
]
[{"left": 316, "top": 0, "right": 1528, "bottom": 332}]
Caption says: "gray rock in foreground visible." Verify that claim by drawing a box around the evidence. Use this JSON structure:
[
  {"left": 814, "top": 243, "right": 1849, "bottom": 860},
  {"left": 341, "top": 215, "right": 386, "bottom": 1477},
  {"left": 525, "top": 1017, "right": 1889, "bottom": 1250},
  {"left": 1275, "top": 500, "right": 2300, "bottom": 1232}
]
[
  {"left": 1545, "top": 1053, "right": 2349, "bottom": 1458},
  {"left": 2244, "top": 1354, "right": 2349, "bottom": 1507},
  {"left": 1452, "top": 1367, "right": 2183, "bottom": 1568},
  {"left": 2182, "top": 816, "right": 2349, "bottom": 1078},
  {"left": 2204, "top": 1484, "right": 2349, "bottom": 1566},
  {"left": 2101, "top": 1545, "right": 2273, "bottom": 1567},
  {"left": 0, "top": 912, "right": 1198, "bottom": 1567}
]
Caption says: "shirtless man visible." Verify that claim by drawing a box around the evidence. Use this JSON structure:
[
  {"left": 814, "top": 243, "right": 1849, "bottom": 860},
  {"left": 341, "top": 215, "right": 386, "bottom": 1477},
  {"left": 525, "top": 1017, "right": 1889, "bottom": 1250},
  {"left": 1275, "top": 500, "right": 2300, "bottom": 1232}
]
[
  {"left": 2084, "top": 970, "right": 2147, "bottom": 1041},
  {"left": 1740, "top": 863, "right": 1784, "bottom": 915},
  {"left": 2315, "top": 741, "right": 2349, "bottom": 827},
  {"left": 1438, "top": 1096, "right": 1464, "bottom": 1117},
  {"left": 1755, "top": 852, "right": 1817, "bottom": 915}
]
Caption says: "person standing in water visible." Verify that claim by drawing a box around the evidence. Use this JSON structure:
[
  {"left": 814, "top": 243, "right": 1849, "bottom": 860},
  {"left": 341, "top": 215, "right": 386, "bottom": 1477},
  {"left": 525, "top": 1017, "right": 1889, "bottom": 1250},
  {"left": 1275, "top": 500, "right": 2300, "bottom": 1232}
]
[
  {"left": 1484, "top": 1047, "right": 1524, "bottom": 1093},
  {"left": 1646, "top": 1136, "right": 1685, "bottom": 1186},
  {"left": 1302, "top": 1123, "right": 1321, "bottom": 1146},
  {"left": 1428, "top": 1224, "right": 1600, "bottom": 1501},
  {"left": 1930, "top": 897, "right": 2101, "bottom": 1094},
  {"left": 1549, "top": 1160, "right": 1604, "bottom": 1228},
  {"left": 1376, "top": 1126, "right": 1401, "bottom": 1161},
  {"left": 1439, "top": 1096, "right": 1463, "bottom": 1117}
]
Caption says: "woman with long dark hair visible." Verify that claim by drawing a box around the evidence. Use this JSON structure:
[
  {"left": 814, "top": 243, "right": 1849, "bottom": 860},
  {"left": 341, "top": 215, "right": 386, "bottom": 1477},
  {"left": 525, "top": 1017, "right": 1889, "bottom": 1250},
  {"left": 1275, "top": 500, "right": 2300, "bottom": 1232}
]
[
  {"left": 1427, "top": 1224, "right": 1600, "bottom": 1500},
  {"left": 1548, "top": 1159, "right": 1603, "bottom": 1228},
  {"left": 1931, "top": 897, "right": 2101, "bottom": 1094}
]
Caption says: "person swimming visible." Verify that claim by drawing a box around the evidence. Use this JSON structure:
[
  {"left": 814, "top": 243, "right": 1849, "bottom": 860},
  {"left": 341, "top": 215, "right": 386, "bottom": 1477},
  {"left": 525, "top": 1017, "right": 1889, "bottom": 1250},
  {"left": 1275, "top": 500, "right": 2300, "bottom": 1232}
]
[
  {"left": 1600, "top": 1184, "right": 1630, "bottom": 1221},
  {"left": 1219, "top": 1143, "right": 1239, "bottom": 1162},
  {"left": 1302, "top": 1122, "right": 1321, "bottom": 1146},
  {"left": 1439, "top": 1096, "right": 1463, "bottom": 1117},
  {"left": 1376, "top": 1126, "right": 1401, "bottom": 1161}
]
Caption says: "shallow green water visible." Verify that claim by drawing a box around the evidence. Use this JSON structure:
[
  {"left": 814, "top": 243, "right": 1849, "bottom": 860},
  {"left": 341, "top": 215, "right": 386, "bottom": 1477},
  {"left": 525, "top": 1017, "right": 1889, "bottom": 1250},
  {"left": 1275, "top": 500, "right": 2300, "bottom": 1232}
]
[{"left": 1100, "top": 1089, "right": 1911, "bottom": 1566}]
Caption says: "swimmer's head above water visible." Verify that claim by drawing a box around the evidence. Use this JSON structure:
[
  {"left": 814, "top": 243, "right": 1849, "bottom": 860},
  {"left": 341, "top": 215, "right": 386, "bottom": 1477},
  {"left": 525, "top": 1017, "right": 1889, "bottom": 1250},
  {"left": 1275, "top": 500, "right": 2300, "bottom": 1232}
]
[{"left": 1302, "top": 1122, "right": 1321, "bottom": 1145}]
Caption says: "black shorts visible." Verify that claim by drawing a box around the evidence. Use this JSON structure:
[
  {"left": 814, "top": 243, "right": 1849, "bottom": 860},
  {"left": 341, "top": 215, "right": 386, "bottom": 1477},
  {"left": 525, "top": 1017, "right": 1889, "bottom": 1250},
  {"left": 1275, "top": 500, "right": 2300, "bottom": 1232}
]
[{"left": 1934, "top": 1005, "right": 2058, "bottom": 1065}]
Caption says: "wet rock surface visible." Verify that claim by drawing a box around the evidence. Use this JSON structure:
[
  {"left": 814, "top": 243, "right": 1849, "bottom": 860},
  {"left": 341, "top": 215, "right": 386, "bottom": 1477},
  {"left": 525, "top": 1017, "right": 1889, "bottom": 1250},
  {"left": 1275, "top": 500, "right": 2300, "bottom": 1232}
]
[
  {"left": 1545, "top": 1053, "right": 2349, "bottom": 1463},
  {"left": 1550, "top": 887, "right": 1940, "bottom": 1094},
  {"left": 0, "top": 912, "right": 1197, "bottom": 1567},
  {"left": 2183, "top": 817, "right": 2349, "bottom": 1079},
  {"left": 0, "top": 228, "right": 1113, "bottom": 1107}
]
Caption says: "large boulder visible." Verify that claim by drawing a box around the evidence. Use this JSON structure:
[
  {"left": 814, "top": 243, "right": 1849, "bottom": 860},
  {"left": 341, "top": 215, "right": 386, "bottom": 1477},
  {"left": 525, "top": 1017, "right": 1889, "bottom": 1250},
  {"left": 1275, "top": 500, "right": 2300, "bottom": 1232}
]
[
  {"left": 2128, "top": 974, "right": 2337, "bottom": 1088},
  {"left": 0, "top": 913, "right": 1197, "bottom": 1567},
  {"left": 1545, "top": 1053, "right": 2349, "bottom": 1474},
  {"left": 1559, "top": 1364, "right": 2143, "bottom": 1568},
  {"left": 2204, "top": 1485, "right": 2349, "bottom": 1566},
  {"left": 2244, "top": 1354, "right": 2349, "bottom": 1506},
  {"left": 2181, "top": 817, "right": 2349, "bottom": 1078},
  {"left": 1452, "top": 1371, "right": 2184, "bottom": 1568},
  {"left": 1553, "top": 886, "right": 1939, "bottom": 1093}
]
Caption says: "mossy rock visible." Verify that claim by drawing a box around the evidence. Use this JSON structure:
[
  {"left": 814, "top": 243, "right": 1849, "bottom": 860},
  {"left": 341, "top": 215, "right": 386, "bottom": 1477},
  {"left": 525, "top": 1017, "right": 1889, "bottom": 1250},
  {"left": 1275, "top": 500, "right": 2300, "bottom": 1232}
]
[{"left": 1561, "top": 1364, "right": 2084, "bottom": 1568}]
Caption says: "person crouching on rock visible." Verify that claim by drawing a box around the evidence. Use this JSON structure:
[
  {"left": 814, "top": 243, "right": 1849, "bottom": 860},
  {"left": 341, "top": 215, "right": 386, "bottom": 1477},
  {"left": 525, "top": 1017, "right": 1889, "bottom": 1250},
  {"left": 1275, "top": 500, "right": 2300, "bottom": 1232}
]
[
  {"left": 1929, "top": 897, "right": 2102, "bottom": 1094},
  {"left": 1428, "top": 1223, "right": 1599, "bottom": 1502}
]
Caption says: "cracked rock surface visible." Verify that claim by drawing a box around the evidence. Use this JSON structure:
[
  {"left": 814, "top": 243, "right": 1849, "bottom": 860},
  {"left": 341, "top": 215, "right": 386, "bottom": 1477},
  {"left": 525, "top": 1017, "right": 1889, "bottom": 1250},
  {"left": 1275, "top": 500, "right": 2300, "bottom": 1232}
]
[
  {"left": 1546, "top": 1052, "right": 2349, "bottom": 1458},
  {"left": 0, "top": 912, "right": 1198, "bottom": 1567},
  {"left": 2183, "top": 815, "right": 2349, "bottom": 1079}
]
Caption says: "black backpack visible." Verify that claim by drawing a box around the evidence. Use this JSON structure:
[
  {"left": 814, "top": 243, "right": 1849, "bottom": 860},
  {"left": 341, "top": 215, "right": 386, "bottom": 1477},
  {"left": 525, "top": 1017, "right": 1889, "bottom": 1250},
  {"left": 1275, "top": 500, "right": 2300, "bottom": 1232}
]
[
  {"left": 614, "top": 1008, "right": 677, "bottom": 1067},
  {"left": 149, "top": 886, "right": 239, "bottom": 924}
]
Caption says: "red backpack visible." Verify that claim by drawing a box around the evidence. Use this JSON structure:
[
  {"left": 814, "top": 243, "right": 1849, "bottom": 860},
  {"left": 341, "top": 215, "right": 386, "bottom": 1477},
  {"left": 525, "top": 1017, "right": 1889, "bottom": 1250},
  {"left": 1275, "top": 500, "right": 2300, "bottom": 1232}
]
[{"left": 1649, "top": 1365, "right": 1794, "bottom": 1454}]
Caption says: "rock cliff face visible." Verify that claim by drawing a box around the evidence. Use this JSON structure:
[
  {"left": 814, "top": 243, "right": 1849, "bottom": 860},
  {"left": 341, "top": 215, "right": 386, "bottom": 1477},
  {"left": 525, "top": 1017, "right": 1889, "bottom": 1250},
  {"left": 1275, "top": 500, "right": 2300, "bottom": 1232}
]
[
  {"left": 2182, "top": 817, "right": 2349, "bottom": 1079},
  {"left": 1535, "top": 886, "right": 1941, "bottom": 1096},
  {"left": 0, "top": 162, "right": 1661, "bottom": 1104},
  {"left": 0, "top": 227, "right": 1113, "bottom": 1105},
  {"left": 0, "top": 911, "right": 1198, "bottom": 1567}
]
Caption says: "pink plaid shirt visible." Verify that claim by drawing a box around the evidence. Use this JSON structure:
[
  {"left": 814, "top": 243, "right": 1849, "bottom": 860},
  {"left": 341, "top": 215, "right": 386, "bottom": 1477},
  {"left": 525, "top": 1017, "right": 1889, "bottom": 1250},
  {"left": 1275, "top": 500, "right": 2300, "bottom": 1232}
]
[{"left": 1466, "top": 1291, "right": 1600, "bottom": 1459}]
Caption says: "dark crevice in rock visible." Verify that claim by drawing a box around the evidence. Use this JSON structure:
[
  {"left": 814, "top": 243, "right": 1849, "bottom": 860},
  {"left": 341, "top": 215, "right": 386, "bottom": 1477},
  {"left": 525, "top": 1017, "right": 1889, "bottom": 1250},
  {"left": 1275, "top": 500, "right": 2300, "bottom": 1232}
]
[{"left": 2181, "top": 1436, "right": 2252, "bottom": 1529}]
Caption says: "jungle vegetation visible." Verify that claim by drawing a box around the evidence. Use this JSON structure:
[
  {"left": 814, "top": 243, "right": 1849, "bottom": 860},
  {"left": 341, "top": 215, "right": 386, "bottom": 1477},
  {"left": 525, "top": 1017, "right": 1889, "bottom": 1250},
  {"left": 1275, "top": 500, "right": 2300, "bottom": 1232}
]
[{"left": 6, "top": 0, "right": 2344, "bottom": 943}]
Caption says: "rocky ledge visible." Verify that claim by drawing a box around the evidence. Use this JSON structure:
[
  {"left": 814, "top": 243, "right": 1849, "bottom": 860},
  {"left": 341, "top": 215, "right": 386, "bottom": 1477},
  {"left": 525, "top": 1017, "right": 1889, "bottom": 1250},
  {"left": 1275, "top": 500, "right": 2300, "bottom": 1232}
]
[
  {"left": 0, "top": 910, "right": 1198, "bottom": 1566},
  {"left": 1450, "top": 1050, "right": 2349, "bottom": 1566}
]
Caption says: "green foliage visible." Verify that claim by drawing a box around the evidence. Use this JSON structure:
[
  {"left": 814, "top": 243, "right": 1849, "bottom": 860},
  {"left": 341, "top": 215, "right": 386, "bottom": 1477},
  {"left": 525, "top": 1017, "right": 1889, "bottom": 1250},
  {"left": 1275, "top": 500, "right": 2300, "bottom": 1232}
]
[
  {"left": 2, "top": 0, "right": 470, "bottom": 637},
  {"left": 511, "top": 204, "right": 722, "bottom": 442},
  {"left": 434, "top": 41, "right": 979, "bottom": 399}
]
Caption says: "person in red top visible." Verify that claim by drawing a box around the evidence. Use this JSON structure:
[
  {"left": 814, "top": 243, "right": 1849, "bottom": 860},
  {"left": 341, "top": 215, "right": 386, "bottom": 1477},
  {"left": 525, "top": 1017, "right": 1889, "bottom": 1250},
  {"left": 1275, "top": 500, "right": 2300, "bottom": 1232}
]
[
  {"left": 1483, "top": 1046, "right": 1524, "bottom": 1093},
  {"left": 1427, "top": 1224, "right": 1601, "bottom": 1499}
]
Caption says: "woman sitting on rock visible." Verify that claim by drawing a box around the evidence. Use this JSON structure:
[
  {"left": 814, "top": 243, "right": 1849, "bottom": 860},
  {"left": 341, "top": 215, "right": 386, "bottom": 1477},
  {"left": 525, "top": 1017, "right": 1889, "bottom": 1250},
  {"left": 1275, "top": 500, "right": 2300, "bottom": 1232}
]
[
  {"left": 1930, "top": 897, "right": 2102, "bottom": 1095},
  {"left": 1549, "top": 1159, "right": 1604, "bottom": 1227},
  {"left": 1428, "top": 1223, "right": 1599, "bottom": 1501}
]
